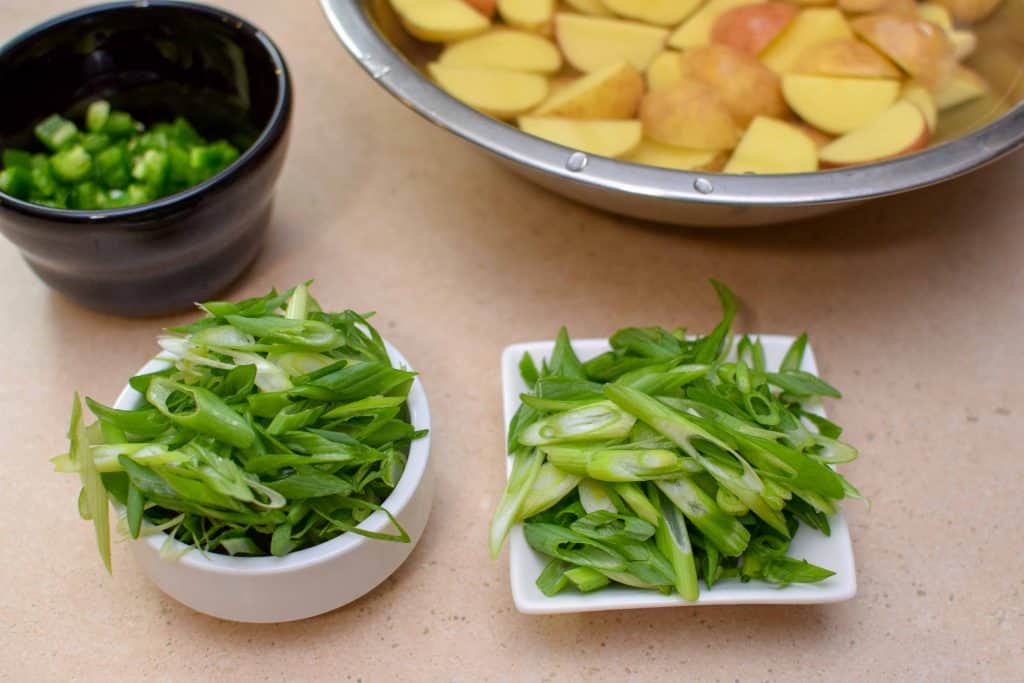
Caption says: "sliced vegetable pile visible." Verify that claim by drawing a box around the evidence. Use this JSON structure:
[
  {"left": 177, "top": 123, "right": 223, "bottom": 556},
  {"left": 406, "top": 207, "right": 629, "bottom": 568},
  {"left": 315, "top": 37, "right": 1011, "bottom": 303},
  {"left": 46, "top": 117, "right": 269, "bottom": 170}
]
[
  {"left": 56, "top": 284, "right": 424, "bottom": 570},
  {"left": 489, "top": 281, "right": 861, "bottom": 599},
  {"left": 0, "top": 100, "right": 240, "bottom": 210}
]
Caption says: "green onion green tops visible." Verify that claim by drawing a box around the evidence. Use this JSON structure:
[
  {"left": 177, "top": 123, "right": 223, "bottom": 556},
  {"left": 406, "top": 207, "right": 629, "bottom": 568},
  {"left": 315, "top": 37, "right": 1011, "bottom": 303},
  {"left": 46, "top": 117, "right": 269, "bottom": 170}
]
[
  {"left": 0, "top": 100, "right": 241, "bottom": 210},
  {"left": 55, "top": 284, "right": 425, "bottom": 570},
  {"left": 489, "top": 281, "right": 862, "bottom": 599}
]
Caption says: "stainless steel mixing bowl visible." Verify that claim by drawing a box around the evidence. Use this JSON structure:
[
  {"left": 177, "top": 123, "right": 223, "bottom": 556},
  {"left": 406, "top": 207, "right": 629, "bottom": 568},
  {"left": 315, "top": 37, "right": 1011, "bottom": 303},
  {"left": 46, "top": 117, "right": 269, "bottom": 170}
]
[{"left": 321, "top": 0, "right": 1024, "bottom": 227}]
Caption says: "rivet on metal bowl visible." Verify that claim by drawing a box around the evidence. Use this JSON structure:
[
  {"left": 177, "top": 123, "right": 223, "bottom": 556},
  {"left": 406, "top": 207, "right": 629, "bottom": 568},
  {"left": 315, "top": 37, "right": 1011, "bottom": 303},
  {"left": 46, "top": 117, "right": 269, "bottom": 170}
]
[
  {"left": 566, "top": 152, "right": 588, "bottom": 172},
  {"left": 693, "top": 177, "right": 714, "bottom": 194},
  {"left": 360, "top": 55, "right": 391, "bottom": 80}
]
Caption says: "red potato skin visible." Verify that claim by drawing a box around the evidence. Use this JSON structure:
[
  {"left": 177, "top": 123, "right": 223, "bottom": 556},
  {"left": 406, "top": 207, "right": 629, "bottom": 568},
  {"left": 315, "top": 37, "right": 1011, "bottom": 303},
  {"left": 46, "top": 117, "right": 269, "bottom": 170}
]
[
  {"left": 463, "top": 0, "right": 497, "bottom": 17},
  {"left": 711, "top": 3, "right": 799, "bottom": 56},
  {"left": 819, "top": 128, "right": 930, "bottom": 168}
]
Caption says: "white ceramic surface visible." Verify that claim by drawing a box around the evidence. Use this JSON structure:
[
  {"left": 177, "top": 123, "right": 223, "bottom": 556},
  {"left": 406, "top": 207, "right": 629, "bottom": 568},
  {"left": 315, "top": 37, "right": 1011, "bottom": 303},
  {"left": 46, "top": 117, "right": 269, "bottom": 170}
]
[
  {"left": 500, "top": 335, "right": 857, "bottom": 615},
  {"left": 113, "top": 341, "right": 433, "bottom": 623}
]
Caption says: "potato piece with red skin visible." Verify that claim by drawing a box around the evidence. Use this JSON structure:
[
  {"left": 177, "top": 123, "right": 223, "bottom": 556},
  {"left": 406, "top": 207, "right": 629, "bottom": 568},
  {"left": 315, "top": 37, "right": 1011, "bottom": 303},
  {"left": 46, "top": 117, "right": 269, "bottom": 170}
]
[
  {"left": 678, "top": 44, "right": 789, "bottom": 127},
  {"left": 852, "top": 13, "right": 956, "bottom": 91},
  {"left": 710, "top": 3, "right": 798, "bottom": 56},
  {"left": 640, "top": 78, "right": 741, "bottom": 151}
]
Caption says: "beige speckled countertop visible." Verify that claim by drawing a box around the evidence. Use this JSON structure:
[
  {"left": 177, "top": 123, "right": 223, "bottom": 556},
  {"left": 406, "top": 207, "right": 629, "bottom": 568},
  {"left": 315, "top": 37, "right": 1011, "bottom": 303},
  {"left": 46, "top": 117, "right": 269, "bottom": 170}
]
[{"left": 1, "top": 1, "right": 1022, "bottom": 680}]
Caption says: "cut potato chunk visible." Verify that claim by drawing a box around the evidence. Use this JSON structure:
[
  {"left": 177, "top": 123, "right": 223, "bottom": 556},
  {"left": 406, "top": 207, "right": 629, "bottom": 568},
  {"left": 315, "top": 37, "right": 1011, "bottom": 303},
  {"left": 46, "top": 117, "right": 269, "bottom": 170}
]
[
  {"left": 498, "top": 0, "right": 555, "bottom": 32},
  {"left": 390, "top": 0, "right": 491, "bottom": 42},
  {"left": 761, "top": 9, "right": 854, "bottom": 74},
  {"left": 916, "top": 2, "right": 952, "bottom": 28},
  {"left": 935, "top": 65, "right": 989, "bottom": 110},
  {"left": 819, "top": 100, "right": 929, "bottom": 166},
  {"left": 950, "top": 30, "right": 977, "bottom": 60},
  {"left": 782, "top": 74, "right": 900, "bottom": 134},
  {"left": 535, "top": 61, "right": 644, "bottom": 118},
  {"left": 794, "top": 38, "right": 902, "bottom": 79},
  {"left": 464, "top": 0, "right": 498, "bottom": 17},
  {"left": 725, "top": 116, "right": 819, "bottom": 174},
  {"left": 600, "top": 0, "right": 706, "bottom": 26},
  {"left": 669, "top": 0, "right": 761, "bottom": 50},
  {"left": 564, "top": 0, "right": 614, "bottom": 15},
  {"left": 555, "top": 13, "right": 669, "bottom": 72},
  {"left": 679, "top": 45, "right": 788, "bottom": 127},
  {"left": 710, "top": 3, "right": 798, "bottom": 56},
  {"left": 852, "top": 14, "right": 956, "bottom": 91},
  {"left": 640, "top": 78, "right": 741, "bottom": 151},
  {"left": 517, "top": 117, "right": 643, "bottom": 157},
  {"left": 931, "top": 0, "right": 1004, "bottom": 22},
  {"left": 901, "top": 82, "right": 938, "bottom": 131},
  {"left": 646, "top": 50, "right": 684, "bottom": 91},
  {"left": 428, "top": 63, "right": 549, "bottom": 118},
  {"left": 838, "top": 0, "right": 916, "bottom": 12},
  {"left": 623, "top": 139, "right": 725, "bottom": 171},
  {"left": 439, "top": 29, "right": 562, "bottom": 73}
]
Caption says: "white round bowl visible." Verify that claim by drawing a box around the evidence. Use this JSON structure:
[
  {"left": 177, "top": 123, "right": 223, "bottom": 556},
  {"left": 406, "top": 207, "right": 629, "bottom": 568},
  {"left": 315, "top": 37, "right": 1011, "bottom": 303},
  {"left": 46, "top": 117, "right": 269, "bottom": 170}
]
[{"left": 112, "top": 341, "right": 433, "bottom": 622}]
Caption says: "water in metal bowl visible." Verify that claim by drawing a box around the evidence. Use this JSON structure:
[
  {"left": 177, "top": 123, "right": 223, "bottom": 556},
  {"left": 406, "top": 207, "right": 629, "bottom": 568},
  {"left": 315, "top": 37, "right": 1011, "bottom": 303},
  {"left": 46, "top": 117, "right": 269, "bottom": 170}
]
[{"left": 322, "top": 0, "right": 1024, "bottom": 226}]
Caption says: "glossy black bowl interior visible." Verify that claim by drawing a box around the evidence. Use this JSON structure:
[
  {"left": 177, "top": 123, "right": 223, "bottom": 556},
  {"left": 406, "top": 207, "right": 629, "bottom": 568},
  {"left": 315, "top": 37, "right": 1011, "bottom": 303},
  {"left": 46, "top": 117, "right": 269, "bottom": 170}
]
[{"left": 0, "top": 1, "right": 291, "bottom": 316}]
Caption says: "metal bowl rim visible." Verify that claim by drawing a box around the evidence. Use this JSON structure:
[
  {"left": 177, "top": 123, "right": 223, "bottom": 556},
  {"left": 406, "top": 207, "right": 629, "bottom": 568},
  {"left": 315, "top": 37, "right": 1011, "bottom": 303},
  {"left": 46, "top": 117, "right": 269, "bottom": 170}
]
[{"left": 321, "top": 0, "right": 1024, "bottom": 208}]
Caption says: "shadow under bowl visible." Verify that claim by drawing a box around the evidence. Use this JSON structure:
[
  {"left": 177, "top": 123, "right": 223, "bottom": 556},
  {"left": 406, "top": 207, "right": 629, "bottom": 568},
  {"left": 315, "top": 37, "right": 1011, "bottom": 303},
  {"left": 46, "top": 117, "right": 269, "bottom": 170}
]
[{"left": 0, "top": 1, "right": 292, "bottom": 315}]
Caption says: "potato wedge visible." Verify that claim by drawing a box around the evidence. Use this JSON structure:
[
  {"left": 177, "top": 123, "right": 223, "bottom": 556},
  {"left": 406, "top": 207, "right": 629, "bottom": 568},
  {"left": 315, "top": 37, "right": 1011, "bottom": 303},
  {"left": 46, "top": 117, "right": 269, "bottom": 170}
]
[
  {"left": 761, "top": 8, "right": 854, "bottom": 74},
  {"left": 669, "top": 0, "right": 761, "bottom": 50},
  {"left": 498, "top": 0, "right": 555, "bottom": 33},
  {"left": 819, "top": 100, "right": 929, "bottom": 166},
  {"left": 646, "top": 50, "right": 685, "bottom": 91},
  {"left": 564, "top": 0, "right": 614, "bottom": 15},
  {"left": 852, "top": 13, "right": 956, "bottom": 91},
  {"left": 710, "top": 3, "right": 798, "bottom": 56},
  {"left": 439, "top": 29, "right": 562, "bottom": 73},
  {"left": 518, "top": 117, "right": 644, "bottom": 157},
  {"left": 600, "top": 0, "right": 705, "bottom": 26},
  {"left": 782, "top": 74, "right": 900, "bottom": 134},
  {"left": 390, "top": 0, "right": 491, "bottom": 42},
  {"left": 428, "top": 63, "right": 549, "bottom": 118},
  {"left": 794, "top": 38, "right": 902, "bottom": 79},
  {"left": 534, "top": 61, "right": 644, "bottom": 118},
  {"left": 640, "top": 78, "right": 741, "bottom": 151},
  {"left": 935, "top": 65, "right": 989, "bottom": 110},
  {"left": 556, "top": 13, "right": 669, "bottom": 72},
  {"left": 624, "top": 140, "right": 726, "bottom": 171},
  {"left": 725, "top": 117, "right": 819, "bottom": 174},
  {"left": 901, "top": 82, "right": 938, "bottom": 131},
  {"left": 679, "top": 45, "right": 788, "bottom": 127}
]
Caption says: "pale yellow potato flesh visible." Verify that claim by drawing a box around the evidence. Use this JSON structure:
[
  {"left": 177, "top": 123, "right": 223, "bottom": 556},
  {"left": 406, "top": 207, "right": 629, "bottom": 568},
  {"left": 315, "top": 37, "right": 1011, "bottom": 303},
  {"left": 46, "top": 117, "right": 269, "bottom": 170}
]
[
  {"left": 428, "top": 63, "right": 549, "bottom": 118},
  {"left": 902, "top": 82, "right": 938, "bottom": 130},
  {"left": 782, "top": 74, "right": 901, "bottom": 134},
  {"left": 564, "top": 0, "right": 614, "bottom": 16},
  {"left": 391, "top": 0, "right": 491, "bottom": 42},
  {"left": 517, "top": 117, "right": 644, "bottom": 157},
  {"left": 534, "top": 61, "right": 645, "bottom": 118},
  {"left": 761, "top": 8, "right": 854, "bottom": 73},
  {"left": 623, "top": 139, "right": 725, "bottom": 171},
  {"left": 646, "top": 50, "right": 685, "bottom": 91},
  {"left": 498, "top": 0, "right": 556, "bottom": 32},
  {"left": 600, "top": 0, "right": 706, "bottom": 26},
  {"left": 794, "top": 38, "right": 903, "bottom": 79},
  {"left": 439, "top": 29, "right": 563, "bottom": 73},
  {"left": 934, "top": 65, "right": 990, "bottom": 109},
  {"left": 819, "top": 100, "right": 929, "bottom": 166},
  {"left": 725, "top": 116, "right": 819, "bottom": 174},
  {"left": 668, "top": 0, "right": 762, "bottom": 50},
  {"left": 555, "top": 13, "right": 670, "bottom": 71}
]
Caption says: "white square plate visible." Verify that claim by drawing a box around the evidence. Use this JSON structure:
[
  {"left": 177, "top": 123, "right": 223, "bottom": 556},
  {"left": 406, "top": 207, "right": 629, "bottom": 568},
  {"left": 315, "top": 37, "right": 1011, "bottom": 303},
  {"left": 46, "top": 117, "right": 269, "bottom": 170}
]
[{"left": 500, "top": 335, "right": 857, "bottom": 615}]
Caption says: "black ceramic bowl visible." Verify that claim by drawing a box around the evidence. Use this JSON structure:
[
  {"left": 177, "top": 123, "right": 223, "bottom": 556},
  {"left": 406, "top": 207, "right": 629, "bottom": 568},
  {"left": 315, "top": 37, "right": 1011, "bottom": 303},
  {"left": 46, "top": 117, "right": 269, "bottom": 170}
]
[{"left": 0, "top": 1, "right": 292, "bottom": 316}]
